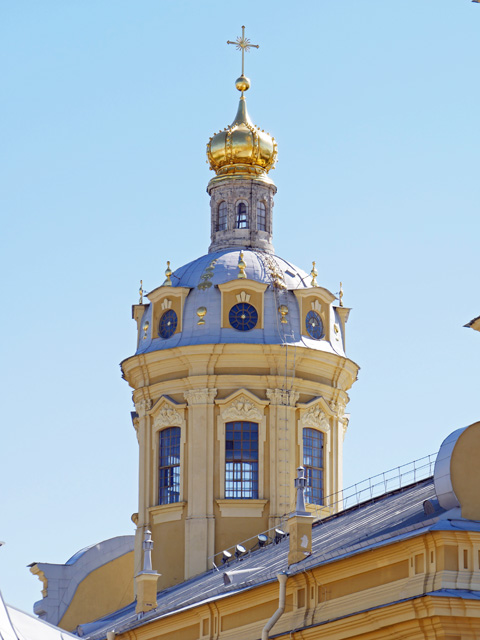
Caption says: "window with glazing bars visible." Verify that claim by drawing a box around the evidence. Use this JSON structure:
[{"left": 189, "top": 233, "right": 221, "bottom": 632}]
[
  {"left": 235, "top": 202, "right": 248, "bottom": 229},
  {"left": 303, "top": 428, "right": 324, "bottom": 505},
  {"left": 158, "top": 427, "right": 180, "bottom": 504},
  {"left": 218, "top": 201, "right": 227, "bottom": 231},
  {"left": 257, "top": 202, "right": 266, "bottom": 231},
  {"left": 225, "top": 421, "right": 258, "bottom": 498}
]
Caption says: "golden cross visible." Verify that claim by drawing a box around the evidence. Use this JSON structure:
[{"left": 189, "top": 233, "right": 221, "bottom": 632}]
[{"left": 227, "top": 26, "right": 259, "bottom": 76}]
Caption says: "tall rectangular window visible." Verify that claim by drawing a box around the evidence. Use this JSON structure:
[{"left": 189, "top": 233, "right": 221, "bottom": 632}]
[
  {"left": 235, "top": 202, "right": 248, "bottom": 229},
  {"left": 303, "top": 428, "right": 324, "bottom": 505},
  {"left": 159, "top": 427, "right": 181, "bottom": 504},
  {"left": 257, "top": 202, "right": 266, "bottom": 231},
  {"left": 225, "top": 421, "right": 258, "bottom": 499},
  {"left": 218, "top": 201, "right": 227, "bottom": 231}
]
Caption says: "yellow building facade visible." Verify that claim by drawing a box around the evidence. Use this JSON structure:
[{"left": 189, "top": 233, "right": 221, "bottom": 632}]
[{"left": 30, "top": 29, "right": 480, "bottom": 640}]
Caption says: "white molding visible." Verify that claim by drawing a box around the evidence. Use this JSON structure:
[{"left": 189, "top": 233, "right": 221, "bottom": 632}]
[{"left": 215, "top": 499, "right": 268, "bottom": 518}]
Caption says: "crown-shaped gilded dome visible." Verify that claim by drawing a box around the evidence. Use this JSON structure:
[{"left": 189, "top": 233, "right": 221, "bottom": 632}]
[{"left": 206, "top": 75, "right": 277, "bottom": 187}]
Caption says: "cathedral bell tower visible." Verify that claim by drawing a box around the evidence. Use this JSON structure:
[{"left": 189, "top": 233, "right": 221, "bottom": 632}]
[{"left": 122, "top": 27, "right": 359, "bottom": 593}]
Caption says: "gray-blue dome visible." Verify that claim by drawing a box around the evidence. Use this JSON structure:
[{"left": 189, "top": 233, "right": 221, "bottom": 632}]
[{"left": 136, "top": 249, "right": 346, "bottom": 357}]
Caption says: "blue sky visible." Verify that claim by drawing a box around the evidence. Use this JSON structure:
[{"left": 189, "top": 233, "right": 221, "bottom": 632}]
[{"left": 1, "top": 0, "right": 479, "bottom": 612}]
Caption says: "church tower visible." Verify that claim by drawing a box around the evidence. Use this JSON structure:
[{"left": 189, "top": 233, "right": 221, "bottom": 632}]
[{"left": 121, "top": 28, "right": 359, "bottom": 592}]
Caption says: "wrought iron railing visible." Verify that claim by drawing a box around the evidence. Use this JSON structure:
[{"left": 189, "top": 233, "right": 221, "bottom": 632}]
[{"left": 208, "top": 451, "right": 437, "bottom": 568}]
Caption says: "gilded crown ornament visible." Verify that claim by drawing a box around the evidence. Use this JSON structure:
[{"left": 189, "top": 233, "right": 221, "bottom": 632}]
[{"left": 206, "top": 26, "right": 277, "bottom": 187}]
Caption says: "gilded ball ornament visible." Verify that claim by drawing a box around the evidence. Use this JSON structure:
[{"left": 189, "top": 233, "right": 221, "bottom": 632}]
[{"left": 235, "top": 75, "right": 250, "bottom": 92}]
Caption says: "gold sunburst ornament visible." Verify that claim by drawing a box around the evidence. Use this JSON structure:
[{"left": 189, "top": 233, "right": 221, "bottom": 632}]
[{"left": 227, "top": 25, "right": 259, "bottom": 92}]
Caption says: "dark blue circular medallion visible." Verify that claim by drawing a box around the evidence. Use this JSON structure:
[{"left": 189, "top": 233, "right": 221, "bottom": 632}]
[
  {"left": 159, "top": 309, "right": 178, "bottom": 339},
  {"left": 229, "top": 303, "right": 258, "bottom": 331},
  {"left": 306, "top": 310, "right": 323, "bottom": 340}
]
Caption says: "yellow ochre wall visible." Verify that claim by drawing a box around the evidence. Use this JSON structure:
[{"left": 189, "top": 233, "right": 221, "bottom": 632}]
[
  {"left": 116, "top": 530, "right": 480, "bottom": 640},
  {"left": 58, "top": 551, "right": 134, "bottom": 631},
  {"left": 124, "top": 338, "right": 358, "bottom": 590}
]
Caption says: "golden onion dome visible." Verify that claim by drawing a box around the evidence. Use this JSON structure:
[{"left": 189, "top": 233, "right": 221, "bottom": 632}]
[{"left": 207, "top": 75, "right": 277, "bottom": 187}]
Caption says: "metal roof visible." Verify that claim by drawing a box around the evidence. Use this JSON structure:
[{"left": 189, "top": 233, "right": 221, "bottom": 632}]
[
  {"left": 133, "top": 248, "right": 348, "bottom": 358},
  {"left": 79, "top": 477, "right": 447, "bottom": 640}
]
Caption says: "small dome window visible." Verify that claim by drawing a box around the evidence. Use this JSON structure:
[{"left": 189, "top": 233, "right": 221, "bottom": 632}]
[
  {"left": 235, "top": 202, "right": 248, "bottom": 229},
  {"left": 218, "top": 202, "right": 227, "bottom": 231},
  {"left": 159, "top": 309, "right": 178, "bottom": 339},
  {"left": 257, "top": 202, "right": 266, "bottom": 231},
  {"left": 306, "top": 310, "right": 323, "bottom": 340},
  {"left": 229, "top": 303, "right": 258, "bottom": 331}
]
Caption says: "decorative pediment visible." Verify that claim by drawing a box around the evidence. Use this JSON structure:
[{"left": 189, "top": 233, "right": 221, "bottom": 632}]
[
  {"left": 221, "top": 396, "right": 263, "bottom": 422},
  {"left": 154, "top": 405, "right": 183, "bottom": 429},
  {"left": 300, "top": 405, "right": 329, "bottom": 431},
  {"left": 150, "top": 395, "right": 186, "bottom": 429},
  {"left": 216, "top": 389, "right": 268, "bottom": 423}
]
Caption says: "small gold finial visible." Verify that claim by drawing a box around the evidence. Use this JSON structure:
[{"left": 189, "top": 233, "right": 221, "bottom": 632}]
[
  {"left": 339, "top": 282, "right": 344, "bottom": 307},
  {"left": 139, "top": 279, "right": 144, "bottom": 304},
  {"left": 164, "top": 261, "right": 172, "bottom": 286},
  {"left": 310, "top": 261, "right": 318, "bottom": 287},
  {"left": 227, "top": 26, "right": 259, "bottom": 93},
  {"left": 238, "top": 251, "right": 247, "bottom": 279},
  {"left": 196, "top": 306, "right": 207, "bottom": 325},
  {"left": 278, "top": 304, "right": 289, "bottom": 324}
]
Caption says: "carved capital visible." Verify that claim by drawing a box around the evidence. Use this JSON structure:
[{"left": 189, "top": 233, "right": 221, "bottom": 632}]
[
  {"left": 266, "top": 388, "right": 300, "bottom": 407},
  {"left": 329, "top": 398, "right": 346, "bottom": 418},
  {"left": 300, "top": 405, "right": 330, "bottom": 432},
  {"left": 153, "top": 405, "right": 183, "bottom": 429},
  {"left": 135, "top": 398, "right": 152, "bottom": 418},
  {"left": 221, "top": 396, "right": 263, "bottom": 422},
  {"left": 184, "top": 388, "right": 218, "bottom": 405}
]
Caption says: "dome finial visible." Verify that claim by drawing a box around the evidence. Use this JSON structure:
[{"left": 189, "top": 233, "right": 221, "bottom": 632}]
[{"left": 227, "top": 26, "right": 259, "bottom": 95}]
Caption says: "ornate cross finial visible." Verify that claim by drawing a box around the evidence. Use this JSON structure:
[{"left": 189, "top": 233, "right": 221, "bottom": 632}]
[
  {"left": 339, "top": 282, "right": 344, "bottom": 307},
  {"left": 310, "top": 261, "right": 318, "bottom": 288},
  {"left": 227, "top": 26, "right": 259, "bottom": 78},
  {"left": 164, "top": 261, "right": 172, "bottom": 287},
  {"left": 139, "top": 279, "right": 144, "bottom": 305}
]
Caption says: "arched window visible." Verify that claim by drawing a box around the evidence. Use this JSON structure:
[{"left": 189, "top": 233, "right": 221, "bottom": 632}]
[
  {"left": 218, "top": 201, "right": 227, "bottom": 231},
  {"left": 158, "top": 427, "right": 181, "bottom": 504},
  {"left": 257, "top": 201, "right": 266, "bottom": 231},
  {"left": 303, "top": 428, "right": 324, "bottom": 505},
  {"left": 225, "top": 421, "right": 258, "bottom": 498},
  {"left": 235, "top": 202, "right": 248, "bottom": 229}
]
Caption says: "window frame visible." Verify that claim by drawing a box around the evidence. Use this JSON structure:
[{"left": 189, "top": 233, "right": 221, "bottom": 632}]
[
  {"left": 257, "top": 201, "right": 267, "bottom": 231},
  {"left": 302, "top": 427, "right": 324, "bottom": 506},
  {"left": 151, "top": 400, "right": 187, "bottom": 506},
  {"left": 235, "top": 201, "right": 249, "bottom": 229},
  {"left": 158, "top": 426, "right": 181, "bottom": 505},
  {"left": 225, "top": 421, "right": 259, "bottom": 499},
  {"left": 216, "top": 393, "right": 268, "bottom": 501},
  {"left": 217, "top": 201, "right": 227, "bottom": 231}
]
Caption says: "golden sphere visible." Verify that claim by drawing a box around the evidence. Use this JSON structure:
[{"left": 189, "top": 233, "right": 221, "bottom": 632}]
[{"left": 235, "top": 75, "right": 251, "bottom": 92}]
